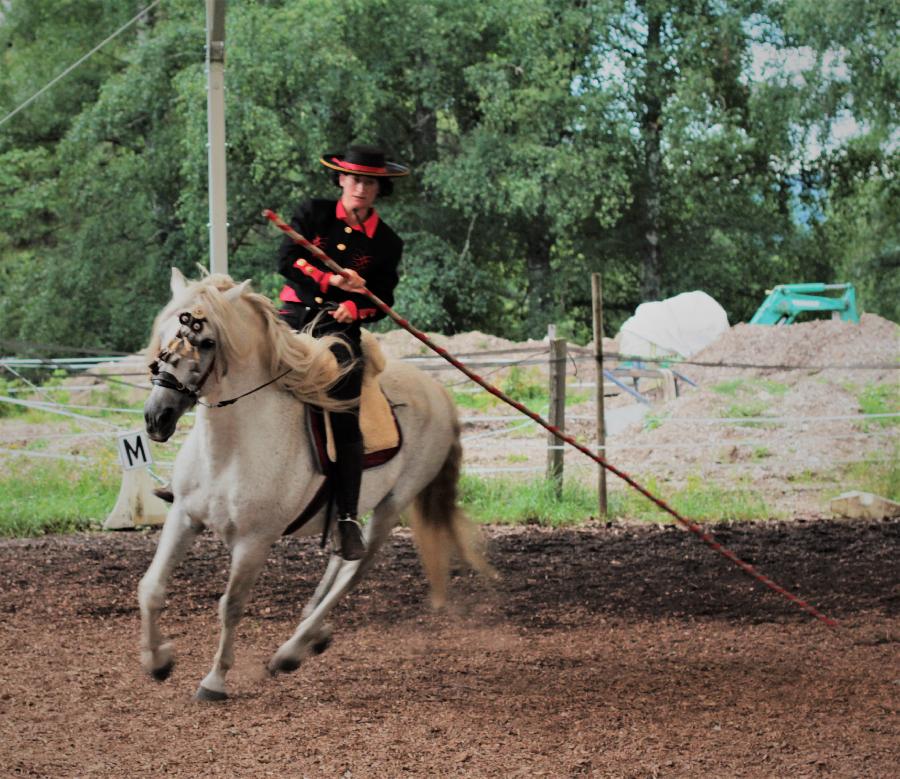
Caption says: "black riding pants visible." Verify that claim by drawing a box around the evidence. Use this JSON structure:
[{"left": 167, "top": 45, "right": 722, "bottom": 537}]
[{"left": 280, "top": 303, "right": 363, "bottom": 516}]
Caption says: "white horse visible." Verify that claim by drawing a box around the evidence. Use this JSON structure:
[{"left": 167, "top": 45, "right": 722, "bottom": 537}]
[{"left": 139, "top": 269, "right": 493, "bottom": 700}]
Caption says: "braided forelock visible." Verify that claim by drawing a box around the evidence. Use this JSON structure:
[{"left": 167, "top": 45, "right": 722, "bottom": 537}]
[
  {"left": 145, "top": 287, "right": 199, "bottom": 375},
  {"left": 144, "top": 275, "right": 247, "bottom": 380}
]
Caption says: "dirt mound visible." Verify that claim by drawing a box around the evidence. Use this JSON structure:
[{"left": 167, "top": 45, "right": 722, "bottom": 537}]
[
  {"left": 377, "top": 327, "right": 550, "bottom": 360},
  {"left": 590, "top": 315, "right": 897, "bottom": 512},
  {"left": 686, "top": 313, "right": 897, "bottom": 384}
]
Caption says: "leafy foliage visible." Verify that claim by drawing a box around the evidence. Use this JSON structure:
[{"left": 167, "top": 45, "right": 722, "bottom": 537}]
[{"left": 0, "top": 0, "right": 896, "bottom": 356}]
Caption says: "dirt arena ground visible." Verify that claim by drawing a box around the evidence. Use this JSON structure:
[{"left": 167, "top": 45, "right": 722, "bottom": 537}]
[{"left": 1, "top": 518, "right": 897, "bottom": 778}]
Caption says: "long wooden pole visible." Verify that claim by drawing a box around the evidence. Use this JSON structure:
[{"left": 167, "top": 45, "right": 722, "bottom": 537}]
[
  {"left": 592, "top": 274, "right": 608, "bottom": 516},
  {"left": 263, "top": 208, "right": 837, "bottom": 627}
]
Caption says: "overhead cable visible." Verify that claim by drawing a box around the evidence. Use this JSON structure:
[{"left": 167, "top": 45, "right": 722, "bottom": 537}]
[{"left": 0, "top": 0, "right": 162, "bottom": 129}]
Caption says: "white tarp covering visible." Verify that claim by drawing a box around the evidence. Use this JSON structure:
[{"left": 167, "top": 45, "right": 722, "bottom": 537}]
[{"left": 618, "top": 291, "right": 729, "bottom": 359}]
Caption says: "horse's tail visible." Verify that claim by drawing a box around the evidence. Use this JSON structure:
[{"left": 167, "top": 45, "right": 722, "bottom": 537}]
[{"left": 408, "top": 430, "right": 498, "bottom": 610}]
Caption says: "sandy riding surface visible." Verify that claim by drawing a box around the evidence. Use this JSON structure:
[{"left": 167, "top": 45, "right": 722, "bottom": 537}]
[{"left": 1, "top": 520, "right": 897, "bottom": 778}]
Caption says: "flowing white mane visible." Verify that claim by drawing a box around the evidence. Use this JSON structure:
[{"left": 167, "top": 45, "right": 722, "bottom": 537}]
[{"left": 147, "top": 273, "right": 349, "bottom": 409}]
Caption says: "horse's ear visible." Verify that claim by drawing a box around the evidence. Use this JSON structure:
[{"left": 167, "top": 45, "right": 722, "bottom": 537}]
[
  {"left": 170, "top": 267, "right": 187, "bottom": 296},
  {"left": 223, "top": 279, "right": 250, "bottom": 302}
]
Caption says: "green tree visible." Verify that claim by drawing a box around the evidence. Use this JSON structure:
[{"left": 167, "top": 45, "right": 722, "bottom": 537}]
[
  {"left": 783, "top": 0, "right": 899, "bottom": 321},
  {"left": 0, "top": 0, "right": 193, "bottom": 351},
  {"left": 584, "top": 1, "right": 818, "bottom": 325},
  {"left": 0, "top": 0, "right": 896, "bottom": 357}
]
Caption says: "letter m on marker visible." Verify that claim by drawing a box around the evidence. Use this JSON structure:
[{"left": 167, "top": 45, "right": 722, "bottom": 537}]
[{"left": 117, "top": 431, "right": 153, "bottom": 470}]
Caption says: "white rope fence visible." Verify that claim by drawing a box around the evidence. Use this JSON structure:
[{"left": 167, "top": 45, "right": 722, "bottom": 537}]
[{"left": 2, "top": 349, "right": 895, "bottom": 486}]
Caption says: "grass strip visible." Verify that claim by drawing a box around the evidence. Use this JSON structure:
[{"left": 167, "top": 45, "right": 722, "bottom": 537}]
[
  {"left": 459, "top": 474, "right": 776, "bottom": 526},
  {"left": 0, "top": 456, "right": 120, "bottom": 537}
]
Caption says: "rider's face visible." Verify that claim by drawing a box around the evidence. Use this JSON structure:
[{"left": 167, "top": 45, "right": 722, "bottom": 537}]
[{"left": 338, "top": 173, "right": 379, "bottom": 215}]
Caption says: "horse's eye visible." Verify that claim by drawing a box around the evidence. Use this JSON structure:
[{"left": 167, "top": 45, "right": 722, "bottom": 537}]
[
  {"left": 179, "top": 312, "right": 191, "bottom": 325},
  {"left": 200, "top": 339, "right": 216, "bottom": 349}
]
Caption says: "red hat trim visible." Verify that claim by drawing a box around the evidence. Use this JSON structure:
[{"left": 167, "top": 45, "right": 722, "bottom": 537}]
[{"left": 332, "top": 157, "right": 388, "bottom": 175}]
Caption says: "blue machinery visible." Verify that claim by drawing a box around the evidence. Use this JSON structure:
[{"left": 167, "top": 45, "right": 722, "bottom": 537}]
[{"left": 750, "top": 283, "right": 860, "bottom": 325}]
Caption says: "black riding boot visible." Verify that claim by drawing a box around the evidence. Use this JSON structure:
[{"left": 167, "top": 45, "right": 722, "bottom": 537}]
[
  {"left": 333, "top": 439, "right": 365, "bottom": 560},
  {"left": 153, "top": 484, "right": 174, "bottom": 503}
]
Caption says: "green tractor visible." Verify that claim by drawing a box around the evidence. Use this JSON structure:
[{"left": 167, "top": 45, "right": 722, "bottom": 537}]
[{"left": 750, "top": 283, "right": 860, "bottom": 325}]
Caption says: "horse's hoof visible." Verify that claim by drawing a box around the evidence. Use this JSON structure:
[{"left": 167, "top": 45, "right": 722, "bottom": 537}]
[
  {"left": 194, "top": 685, "right": 228, "bottom": 702},
  {"left": 312, "top": 634, "right": 333, "bottom": 655},
  {"left": 150, "top": 659, "right": 175, "bottom": 681},
  {"left": 268, "top": 656, "right": 302, "bottom": 675}
]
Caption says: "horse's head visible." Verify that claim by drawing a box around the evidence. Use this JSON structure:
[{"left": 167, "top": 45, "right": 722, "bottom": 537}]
[{"left": 144, "top": 268, "right": 249, "bottom": 442}]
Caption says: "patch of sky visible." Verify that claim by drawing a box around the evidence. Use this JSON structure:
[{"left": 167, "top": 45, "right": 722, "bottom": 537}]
[{"left": 743, "top": 17, "right": 864, "bottom": 162}]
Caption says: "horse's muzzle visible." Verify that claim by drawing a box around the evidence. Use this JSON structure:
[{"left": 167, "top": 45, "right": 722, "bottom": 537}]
[
  {"left": 145, "top": 406, "right": 176, "bottom": 442},
  {"left": 144, "top": 389, "right": 194, "bottom": 442}
]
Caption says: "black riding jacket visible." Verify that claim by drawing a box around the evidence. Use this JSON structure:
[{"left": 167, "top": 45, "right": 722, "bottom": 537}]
[{"left": 277, "top": 198, "right": 403, "bottom": 327}]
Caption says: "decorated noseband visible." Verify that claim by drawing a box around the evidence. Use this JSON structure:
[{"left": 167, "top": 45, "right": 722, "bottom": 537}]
[{"left": 149, "top": 306, "right": 216, "bottom": 398}]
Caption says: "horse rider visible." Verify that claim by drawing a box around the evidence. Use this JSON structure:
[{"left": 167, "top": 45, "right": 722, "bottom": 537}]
[{"left": 276, "top": 144, "right": 409, "bottom": 560}]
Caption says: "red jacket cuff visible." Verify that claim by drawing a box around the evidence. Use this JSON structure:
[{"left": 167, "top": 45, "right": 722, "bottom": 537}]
[{"left": 342, "top": 300, "right": 359, "bottom": 321}]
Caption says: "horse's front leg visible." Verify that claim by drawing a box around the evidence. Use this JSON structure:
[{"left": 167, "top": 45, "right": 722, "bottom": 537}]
[
  {"left": 138, "top": 508, "right": 201, "bottom": 680},
  {"left": 269, "top": 502, "right": 399, "bottom": 674},
  {"left": 196, "top": 537, "right": 270, "bottom": 701}
]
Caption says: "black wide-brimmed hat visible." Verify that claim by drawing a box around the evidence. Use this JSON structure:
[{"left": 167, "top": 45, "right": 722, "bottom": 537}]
[{"left": 319, "top": 144, "right": 409, "bottom": 178}]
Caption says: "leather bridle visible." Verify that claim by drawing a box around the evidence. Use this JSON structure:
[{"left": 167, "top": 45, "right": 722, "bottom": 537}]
[{"left": 149, "top": 310, "right": 290, "bottom": 409}]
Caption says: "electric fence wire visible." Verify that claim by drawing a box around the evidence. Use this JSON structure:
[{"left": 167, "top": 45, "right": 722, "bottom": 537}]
[
  {"left": 427, "top": 349, "right": 551, "bottom": 387},
  {"left": 2, "top": 348, "right": 896, "bottom": 374},
  {"left": 0, "top": 1, "right": 163, "bottom": 129},
  {"left": 2, "top": 339, "right": 895, "bottom": 464},
  {"left": 0, "top": 338, "right": 131, "bottom": 357},
  {"left": 0, "top": 363, "right": 167, "bottom": 482},
  {"left": 459, "top": 411, "right": 900, "bottom": 424},
  {"left": 464, "top": 454, "right": 895, "bottom": 477},
  {"left": 5, "top": 405, "right": 894, "bottom": 449},
  {"left": 0, "top": 364, "right": 120, "bottom": 431},
  {"left": 0, "top": 448, "right": 90, "bottom": 463},
  {"left": 2, "top": 364, "right": 896, "bottom": 450}
]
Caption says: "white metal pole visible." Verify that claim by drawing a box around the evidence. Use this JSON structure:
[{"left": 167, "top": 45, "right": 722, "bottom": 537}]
[{"left": 206, "top": 0, "right": 228, "bottom": 275}]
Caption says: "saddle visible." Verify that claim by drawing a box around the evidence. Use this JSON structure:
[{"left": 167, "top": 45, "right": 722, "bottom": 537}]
[{"left": 283, "top": 332, "right": 402, "bottom": 536}]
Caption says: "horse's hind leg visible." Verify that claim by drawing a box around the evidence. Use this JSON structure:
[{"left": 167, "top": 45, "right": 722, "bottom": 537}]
[
  {"left": 269, "top": 503, "right": 399, "bottom": 673},
  {"left": 196, "top": 537, "right": 270, "bottom": 701},
  {"left": 138, "top": 509, "right": 201, "bottom": 680},
  {"left": 300, "top": 554, "right": 343, "bottom": 621}
]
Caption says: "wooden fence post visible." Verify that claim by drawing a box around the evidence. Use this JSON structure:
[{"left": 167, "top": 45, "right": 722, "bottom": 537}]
[
  {"left": 547, "top": 331, "right": 566, "bottom": 496},
  {"left": 592, "top": 274, "right": 608, "bottom": 516}
]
